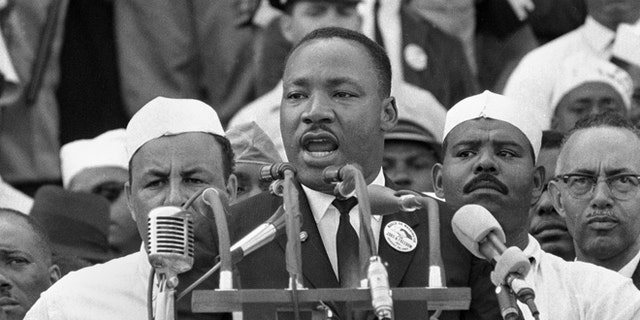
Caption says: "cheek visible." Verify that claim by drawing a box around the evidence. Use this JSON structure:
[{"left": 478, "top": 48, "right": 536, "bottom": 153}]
[{"left": 13, "top": 269, "right": 51, "bottom": 307}]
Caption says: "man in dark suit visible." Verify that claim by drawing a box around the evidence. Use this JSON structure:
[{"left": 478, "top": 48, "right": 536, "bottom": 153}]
[
  {"left": 549, "top": 112, "right": 640, "bottom": 288},
  {"left": 231, "top": 27, "right": 499, "bottom": 320}
]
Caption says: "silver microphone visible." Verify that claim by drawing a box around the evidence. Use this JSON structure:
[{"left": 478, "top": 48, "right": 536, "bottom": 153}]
[{"left": 147, "top": 206, "right": 195, "bottom": 283}]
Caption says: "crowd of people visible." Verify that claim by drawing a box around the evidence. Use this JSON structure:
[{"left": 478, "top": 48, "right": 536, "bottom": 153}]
[{"left": 2, "top": 0, "right": 640, "bottom": 319}]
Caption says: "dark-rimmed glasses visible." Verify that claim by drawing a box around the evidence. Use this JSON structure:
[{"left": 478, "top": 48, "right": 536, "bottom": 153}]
[{"left": 555, "top": 173, "right": 640, "bottom": 200}]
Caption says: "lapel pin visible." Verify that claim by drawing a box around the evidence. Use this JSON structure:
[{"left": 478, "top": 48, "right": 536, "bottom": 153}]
[
  {"left": 299, "top": 231, "right": 308, "bottom": 242},
  {"left": 383, "top": 221, "right": 418, "bottom": 252}
]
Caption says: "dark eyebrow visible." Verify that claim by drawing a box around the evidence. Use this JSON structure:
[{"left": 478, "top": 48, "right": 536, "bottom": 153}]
[
  {"left": 326, "top": 77, "right": 363, "bottom": 89},
  {"left": 143, "top": 168, "right": 168, "bottom": 177},
  {"left": 493, "top": 139, "right": 525, "bottom": 151},
  {"left": 451, "top": 139, "right": 481, "bottom": 149}
]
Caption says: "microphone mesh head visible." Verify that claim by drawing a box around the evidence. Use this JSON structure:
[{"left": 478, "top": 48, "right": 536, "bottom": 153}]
[
  {"left": 147, "top": 206, "right": 195, "bottom": 274},
  {"left": 451, "top": 204, "right": 506, "bottom": 259}
]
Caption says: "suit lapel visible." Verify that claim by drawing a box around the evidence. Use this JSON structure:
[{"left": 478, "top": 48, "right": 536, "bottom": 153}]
[
  {"left": 632, "top": 263, "right": 640, "bottom": 290},
  {"left": 275, "top": 182, "right": 339, "bottom": 289}
]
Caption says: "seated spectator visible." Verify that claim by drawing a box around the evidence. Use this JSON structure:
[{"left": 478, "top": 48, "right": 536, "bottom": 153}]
[
  {"left": 550, "top": 113, "right": 640, "bottom": 287},
  {"left": 30, "top": 186, "right": 112, "bottom": 275},
  {"left": 550, "top": 55, "right": 633, "bottom": 133},
  {"left": 0, "top": 208, "right": 60, "bottom": 320},
  {"left": 383, "top": 101, "right": 443, "bottom": 193},
  {"left": 528, "top": 130, "right": 575, "bottom": 261},
  {"left": 60, "top": 129, "right": 140, "bottom": 257},
  {"left": 226, "top": 122, "right": 282, "bottom": 203}
]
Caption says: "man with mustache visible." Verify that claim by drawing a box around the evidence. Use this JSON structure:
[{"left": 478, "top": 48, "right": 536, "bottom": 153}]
[
  {"left": 549, "top": 112, "right": 640, "bottom": 288},
  {"left": 528, "top": 130, "right": 575, "bottom": 261},
  {"left": 433, "top": 90, "right": 640, "bottom": 319},
  {"left": 231, "top": 27, "right": 500, "bottom": 319}
]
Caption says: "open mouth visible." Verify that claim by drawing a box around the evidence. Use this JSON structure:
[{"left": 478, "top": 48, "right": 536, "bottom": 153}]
[{"left": 301, "top": 132, "right": 338, "bottom": 158}]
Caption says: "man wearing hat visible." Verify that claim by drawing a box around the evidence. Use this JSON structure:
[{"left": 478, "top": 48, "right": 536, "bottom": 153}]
[
  {"left": 504, "top": 0, "right": 640, "bottom": 126},
  {"left": 0, "top": 208, "right": 60, "bottom": 320},
  {"left": 26, "top": 97, "right": 236, "bottom": 319},
  {"left": 231, "top": 27, "right": 500, "bottom": 320},
  {"left": 549, "top": 113, "right": 640, "bottom": 288},
  {"left": 60, "top": 129, "right": 140, "bottom": 257},
  {"left": 433, "top": 90, "right": 640, "bottom": 319},
  {"left": 383, "top": 98, "right": 444, "bottom": 194},
  {"left": 30, "top": 186, "right": 113, "bottom": 275},
  {"left": 549, "top": 55, "right": 634, "bottom": 133},
  {"left": 227, "top": 122, "right": 283, "bottom": 204}
]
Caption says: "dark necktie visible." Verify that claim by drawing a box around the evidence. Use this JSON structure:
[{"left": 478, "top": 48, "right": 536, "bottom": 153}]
[{"left": 333, "top": 197, "right": 360, "bottom": 288}]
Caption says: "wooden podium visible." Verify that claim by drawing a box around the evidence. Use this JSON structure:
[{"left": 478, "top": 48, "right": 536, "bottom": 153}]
[{"left": 192, "top": 287, "right": 470, "bottom": 319}]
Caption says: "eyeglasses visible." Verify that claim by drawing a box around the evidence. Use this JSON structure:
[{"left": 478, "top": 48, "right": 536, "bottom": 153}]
[{"left": 555, "top": 173, "right": 640, "bottom": 200}]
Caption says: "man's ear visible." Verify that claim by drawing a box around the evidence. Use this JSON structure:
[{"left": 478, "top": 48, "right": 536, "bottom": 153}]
[
  {"left": 548, "top": 181, "right": 567, "bottom": 218},
  {"left": 432, "top": 163, "right": 445, "bottom": 199},
  {"left": 124, "top": 181, "right": 136, "bottom": 222},
  {"left": 380, "top": 96, "right": 398, "bottom": 132},
  {"left": 531, "top": 165, "right": 545, "bottom": 205},
  {"left": 226, "top": 173, "right": 238, "bottom": 204},
  {"left": 49, "top": 264, "right": 61, "bottom": 285}
]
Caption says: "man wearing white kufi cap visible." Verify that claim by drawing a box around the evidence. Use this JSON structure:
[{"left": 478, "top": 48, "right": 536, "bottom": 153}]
[
  {"left": 60, "top": 129, "right": 140, "bottom": 257},
  {"left": 549, "top": 55, "right": 634, "bottom": 133},
  {"left": 433, "top": 91, "right": 640, "bottom": 320},
  {"left": 26, "top": 97, "right": 235, "bottom": 320}
]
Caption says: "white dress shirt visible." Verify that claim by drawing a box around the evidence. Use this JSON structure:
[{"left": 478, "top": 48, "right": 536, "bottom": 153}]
[
  {"left": 517, "top": 235, "right": 640, "bottom": 320},
  {"left": 504, "top": 16, "right": 640, "bottom": 129},
  {"left": 301, "top": 169, "right": 384, "bottom": 279},
  {"left": 25, "top": 246, "right": 153, "bottom": 320},
  {"left": 618, "top": 248, "right": 640, "bottom": 279}
]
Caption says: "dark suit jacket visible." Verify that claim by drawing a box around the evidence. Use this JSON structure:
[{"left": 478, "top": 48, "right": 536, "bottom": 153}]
[
  {"left": 229, "top": 180, "right": 499, "bottom": 320},
  {"left": 632, "top": 264, "right": 640, "bottom": 290}
]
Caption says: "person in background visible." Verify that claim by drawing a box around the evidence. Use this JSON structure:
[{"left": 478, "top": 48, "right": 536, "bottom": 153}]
[
  {"left": 504, "top": 0, "right": 640, "bottom": 128},
  {"left": 528, "top": 130, "right": 575, "bottom": 261},
  {"left": 549, "top": 55, "right": 633, "bottom": 133},
  {"left": 227, "top": 122, "right": 283, "bottom": 204},
  {"left": 433, "top": 90, "right": 640, "bottom": 319},
  {"left": 0, "top": 208, "right": 60, "bottom": 320},
  {"left": 29, "top": 186, "right": 112, "bottom": 275},
  {"left": 60, "top": 129, "right": 140, "bottom": 257},
  {"left": 550, "top": 113, "right": 640, "bottom": 288},
  {"left": 0, "top": 177, "right": 33, "bottom": 214},
  {"left": 26, "top": 97, "right": 235, "bottom": 319},
  {"left": 383, "top": 102, "right": 443, "bottom": 193}
]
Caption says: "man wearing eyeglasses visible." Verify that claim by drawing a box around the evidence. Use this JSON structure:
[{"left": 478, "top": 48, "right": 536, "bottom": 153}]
[{"left": 549, "top": 112, "right": 640, "bottom": 288}]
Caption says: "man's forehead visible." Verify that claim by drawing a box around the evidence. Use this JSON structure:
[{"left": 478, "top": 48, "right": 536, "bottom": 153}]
[
  {"left": 446, "top": 118, "right": 531, "bottom": 147},
  {"left": 560, "top": 127, "right": 640, "bottom": 171},
  {"left": 0, "top": 215, "right": 38, "bottom": 249}
]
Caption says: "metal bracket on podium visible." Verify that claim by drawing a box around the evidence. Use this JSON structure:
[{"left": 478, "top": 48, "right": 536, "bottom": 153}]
[{"left": 192, "top": 287, "right": 470, "bottom": 319}]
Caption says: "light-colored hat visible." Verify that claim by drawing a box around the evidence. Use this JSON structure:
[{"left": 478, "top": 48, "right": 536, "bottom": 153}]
[
  {"left": 60, "top": 129, "right": 128, "bottom": 188},
  {"left": 550, "top": 55, "right": 634, "bottom": 112},
  {"left": 385, "top": 86, "right": 442, "bottom": 145},
  {"left": 443, "top": 90, "right": 542, "bottom": 161},
  {"left": 125, "top": 97, "right": 225, "bottom": 161},
  {"left": 226, "top": 122, "right": 282, "bottom": 165}
]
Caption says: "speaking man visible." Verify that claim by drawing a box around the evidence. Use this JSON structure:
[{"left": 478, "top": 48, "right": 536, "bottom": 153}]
[
  {"left": 433, "top": 90, "right": 640, "bottom": 319},
  {"left": 231, "top": 27, "right": 499, "bottom": 320},
  {"left": 549, "top": 112, "right": 640, "bottom": 287},
  {"left": 25, "top": 97, "right": 236, "bottom": 319}
]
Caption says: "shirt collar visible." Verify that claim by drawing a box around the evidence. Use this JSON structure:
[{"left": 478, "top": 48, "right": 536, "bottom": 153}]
[
  {"left": 582, "top": 16, "right": 616, "bottom": 54},
  {"left": 303, "top": 168, "right": 385, "bottom": 223},
  {"left": 618, "top": 248, "right": 640, "bottom": 278},
  {"left": 523, "top": 234, "right": 543, "bottom": 266}
]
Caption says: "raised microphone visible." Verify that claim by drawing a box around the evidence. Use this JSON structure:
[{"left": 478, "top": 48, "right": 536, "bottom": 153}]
[
  {"left": 229, "top": 205, "right": 287, "bottom": 263},
  {"left": 259, "top": 162, "right": 296, "bottom": 182},
  {"left": 451, "top": 204, "right": 539, "bottom": 319},
  {"left": 147, "top": 206, "right": 195, "bottom": 282},
  {"left": 367, "top": 185, "right": 421, "bottom": 215}
]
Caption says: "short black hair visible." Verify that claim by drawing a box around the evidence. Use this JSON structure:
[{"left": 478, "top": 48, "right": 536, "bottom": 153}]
[
  {"left": 0, "top": 207, "right": 54, "bottom": 265},
  {"left": 562, "top": 111, "right": 640, "bottom": 147},
  {"left": 128, "top": 134, "right": 235, "bottom": 184},
  {"left": 541, "top": 130, "right": 564, "bottom": 150},
  {"left": 285, "top": 27, "right": 392, "bottom": 98}
]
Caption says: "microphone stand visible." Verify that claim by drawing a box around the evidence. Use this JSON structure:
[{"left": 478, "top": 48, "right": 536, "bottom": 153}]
[
  {"left": 202, "top": 188, "right": 233, "bottom": 290},
  {"left": 282, "top": 168, "right": 304, "bottom": 320}
]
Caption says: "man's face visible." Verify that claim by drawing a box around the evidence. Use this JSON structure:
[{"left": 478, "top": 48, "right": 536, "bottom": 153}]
[
  {"left": 383, "top": 140, "right": 440, "bottom": 192},
  {"left": 586, "top": 0, "right": 640, "bottom": 29},
  {"left": 125, "top": 133, "right": 230, "bottom": 245},
  {"left": 0, "top": 214, "right": 58, "bottom": 320},
  {"left": 433, "top": 118, "right": 542, "bottom": 243},
  {"left": 281, "top": 38, "right": 396, "bottom": 193},
  {"left": 233, "top": 162, "right": 272, "bottom": 204},
  {"left": 283, "top": 2, "right": 361, "bottom": 44},
  {"left": 550, "top": 127, "right": 640, "bottom": 264},
  {"left": 528, "top": 147, "right": 575, "bottom": 261},
  {"left": 69, "top": 167, "right": 139, "bottom": 252},
  {"left": 552, "top": 82, "right": 626, "bottom": 133}
]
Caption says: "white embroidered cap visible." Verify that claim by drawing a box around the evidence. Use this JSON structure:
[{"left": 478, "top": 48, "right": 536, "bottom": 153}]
[
  {"left": 60, "top": 129, "right": 128, "bottom": 188},
  {"left": 443, "top": 90, "right": 542, "bottom": 161},
  {"left": 125, "top": 97, "right": 225, "bottom": 161}
]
